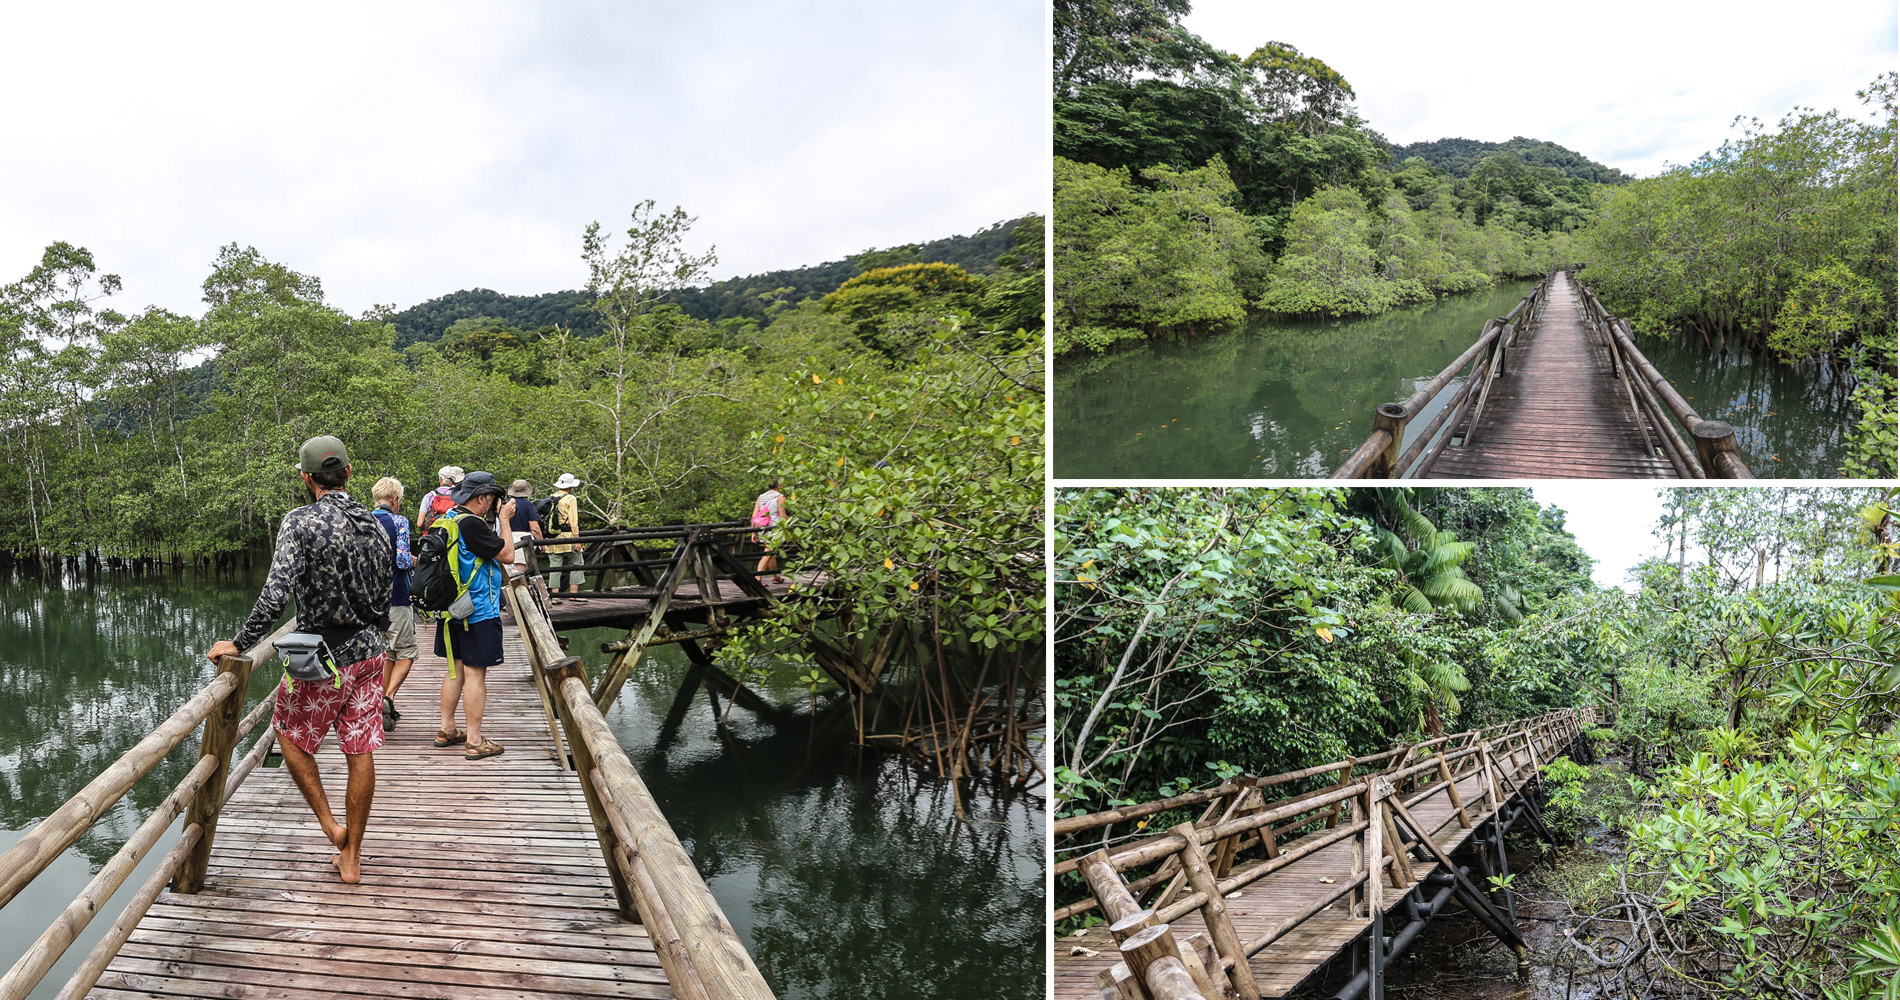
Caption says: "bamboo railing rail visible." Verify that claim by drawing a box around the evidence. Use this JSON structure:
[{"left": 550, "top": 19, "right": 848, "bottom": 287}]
[
  {"left": 1332, "top": 273, "right": 1552, "bottom": 478},
  {"left": 1055, "top": 708, "right": 1594, "bottom": 1000},
  {"left": 503, "top": 571, "right": 777, "bottom": 1000},
  {"left": 0, "top": 620, "right": 295, "bottom": 1000},
  {"left": 1567, "top": 271, "right": 1753, "bottom": 478}
]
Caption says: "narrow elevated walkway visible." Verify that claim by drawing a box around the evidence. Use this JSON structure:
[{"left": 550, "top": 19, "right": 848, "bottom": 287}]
[
  {"left": 1333, "top": 271, "right": 1749, "bottom": 479},
  {"left": 0, "top": 549, "right": 777, "bottom": 1000},
  {"left": 94, "top": 625, "right": 672, "bottom": 1000},
  {"left": 1425, "top": 274, "right": 1673, "bottom": 478},
  {"left": 1054, "top": 709, "right": 1593, "bottom": 1000}
]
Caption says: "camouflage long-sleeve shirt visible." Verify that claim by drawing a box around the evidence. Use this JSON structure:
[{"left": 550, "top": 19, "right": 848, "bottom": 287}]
[{"left": 232, "top": 490, "right": 394, "bottom": 665}]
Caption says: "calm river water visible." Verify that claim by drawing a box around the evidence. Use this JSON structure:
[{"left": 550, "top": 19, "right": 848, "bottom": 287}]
[
  {"left": 1054, "top": 282, "right": 1851, "bottom": 479},
  {"left": 0, "top": 569, "right": 1043, "bottom": 1000}
]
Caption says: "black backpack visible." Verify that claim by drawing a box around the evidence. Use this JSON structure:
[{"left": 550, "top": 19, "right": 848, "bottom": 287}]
[
  {"left": 537, "top": 493, "right": 569, "bottom": 534},
  {"left": 411, "top": 513, "right": 472, "bottom": 614}
]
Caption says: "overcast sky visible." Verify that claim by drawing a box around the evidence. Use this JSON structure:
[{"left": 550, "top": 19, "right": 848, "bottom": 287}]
[
  {"left": 0, "top": 1, "right": 1043, "bottom": 319},
  {"left": 1184, "top": 0, "right": 1896, "bottom": 178},
  {"left": 1530, "top": 484, "right": 1669, "bottom": 591}
]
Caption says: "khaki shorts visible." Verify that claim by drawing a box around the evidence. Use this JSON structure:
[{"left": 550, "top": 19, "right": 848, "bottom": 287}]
[{"left": 384, "top": 604, "right": 420, "bottom": 661}]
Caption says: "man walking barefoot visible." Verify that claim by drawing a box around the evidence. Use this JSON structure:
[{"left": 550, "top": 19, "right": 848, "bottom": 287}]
[{"left": 206, "top": 436, "right": 392, "bottom": 884}]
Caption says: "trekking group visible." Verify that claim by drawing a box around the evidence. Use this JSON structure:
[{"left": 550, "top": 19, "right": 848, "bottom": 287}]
[{"left": 202, "top": 437, "right": 589, "bottom": 884}]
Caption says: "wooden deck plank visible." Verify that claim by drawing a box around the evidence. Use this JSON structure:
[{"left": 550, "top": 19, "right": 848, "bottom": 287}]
[
  {"left": 1423, "top": 272, "right": 1676, "bottom": 479},
  {"left": 92, "top": 624, "right": 673, "bottom": 1000},
  {"left": 1054, "top": 740, "right": 1573, "bottom": 999}
]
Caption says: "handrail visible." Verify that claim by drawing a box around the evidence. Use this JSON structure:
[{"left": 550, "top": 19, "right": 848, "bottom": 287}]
[
  {"left": 1333, "top": 273, "right": 1551, "bottom": 478},
  {"left": 1055, "top": 707, "right": 1596, "bottom": 999},
  {"left": 0, "top": 619, "right": 294, "bottom": 1000},
  {"left": 1568, "top": 272, "right": 1753, "bottom": 479},
  {"left": 504, "top": 572, "right": 777, "bottom": 1000}
]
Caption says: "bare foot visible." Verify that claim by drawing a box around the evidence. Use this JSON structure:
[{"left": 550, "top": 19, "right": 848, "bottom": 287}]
[
  {"left": 334, "top": 847, "right": 362, "bottom": 884},
  {"left": 320, "top": 818, "right": 346, "bottom": 849}
]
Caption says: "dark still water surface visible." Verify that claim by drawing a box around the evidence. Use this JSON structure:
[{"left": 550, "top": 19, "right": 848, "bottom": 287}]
[
  {"left": 1055, "top": 282, "right": 1852, "bottom": 479},
  {"left": 0, "top": 570, "right": 1043, "bottom": 1000}
]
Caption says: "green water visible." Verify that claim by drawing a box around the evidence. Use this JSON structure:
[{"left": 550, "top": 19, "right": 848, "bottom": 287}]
[
  {"left": 1054, "top": 282, "right": 1852, "bottom": 479},
  {"left": 0, "top": 569, "right": 1043, "bottom": 1000},
  {"left": 1632, "top": 334, "right": 1853, "bottom": 478}
]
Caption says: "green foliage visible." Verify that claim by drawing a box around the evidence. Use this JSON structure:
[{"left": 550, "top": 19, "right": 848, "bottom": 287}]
[
  {"left": 1053, "top": 156, "right": 1266, "bottom": 353},
  {"left": 1574, "top": 76, "right": 1896, "bottom": 477},
  {"left": 820, "top": 262, "right": 988, "bottom": 356},
  {"left": 1053, "top": 486, "right": 1600, "bottom": 812},
  {"left": 1388, "top": 136, "right": 1632, "bottom": 185},
  {"left": 716, "top": 321, "right": 1042, "bottom": 686}
]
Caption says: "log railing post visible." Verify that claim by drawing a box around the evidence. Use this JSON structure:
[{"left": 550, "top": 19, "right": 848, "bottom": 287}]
[
  {"left": 1169, "top": 823, "right": 1262, "bottom": 1000},
  {"left": 1120, "top": 923, "right": 1213, "bottom": 1000},
  {"left": 1368, "top": 404, "right": 1408, "bottom": 479},
  {"left": 1691, "top": 420, "right": 1750, "bottom": 478},
  {"left": 172, "top": 651, "right": 256, "bottom": 894}
]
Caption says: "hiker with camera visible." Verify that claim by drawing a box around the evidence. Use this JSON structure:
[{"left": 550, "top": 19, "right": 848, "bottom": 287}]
[
  {"left": 413, "top": 470, "right": 514, "bottom": 761},
  {"left": 204, "top": 436, "right": 392, "bottom": 885}
]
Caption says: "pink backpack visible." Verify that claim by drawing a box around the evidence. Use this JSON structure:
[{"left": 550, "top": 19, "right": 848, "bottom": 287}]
[{"left": 750, "top": 492, "right": 776, "bottom": 528}]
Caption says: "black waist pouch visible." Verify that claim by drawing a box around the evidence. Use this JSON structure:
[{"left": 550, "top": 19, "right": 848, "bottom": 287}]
[{"left": 277, "top": 632, "right": 340, "bottom": 688}]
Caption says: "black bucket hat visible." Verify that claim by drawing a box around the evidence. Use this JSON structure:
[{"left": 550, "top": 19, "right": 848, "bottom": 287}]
[{"left": 451, "top": 471, "right": 507, "bottom": 505}]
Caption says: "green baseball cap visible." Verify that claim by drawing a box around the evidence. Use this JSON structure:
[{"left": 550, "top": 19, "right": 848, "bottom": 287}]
[{"left": 296, "top": 435, "right": 349, "bottom": 474}]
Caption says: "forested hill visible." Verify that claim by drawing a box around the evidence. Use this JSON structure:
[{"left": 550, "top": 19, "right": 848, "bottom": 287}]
[
  {"left": 1387, "top": 137, "right": 1631, "bottom": 184},
  {"left": 387, "top": 215, "right": 1032, "bottom": 347}
]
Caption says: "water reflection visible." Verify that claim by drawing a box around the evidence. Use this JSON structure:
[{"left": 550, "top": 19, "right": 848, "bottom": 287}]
[
  {"left": 1055, "top": 282, "right": 1536, "bottom": 478},
  {"left": 1635, "top": 335, "right": 1852, "bottom": 478},
  {"left": 591, "top": 628, "right": 1046, "bottom": 1000}
]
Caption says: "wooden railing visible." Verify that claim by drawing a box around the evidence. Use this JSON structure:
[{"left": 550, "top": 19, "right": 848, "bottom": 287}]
[
  {"left": 1055, "top": 708, "right": 1593, "bottom": 1000},
  {"left": 518, "top": 521, "right": 763, "bottom": 598},
  {"left": 1567, "top": 271, "right": 1752, "bottom": 479},
  {"left": 502, "top": 570, "right": 776, "bottom": 1000},
  {"left": 0, "top": 620, "right": 294, "bottom": 1000},
  {"left": 1332, "top": 273, "right": 1553, "bottom": 479}
]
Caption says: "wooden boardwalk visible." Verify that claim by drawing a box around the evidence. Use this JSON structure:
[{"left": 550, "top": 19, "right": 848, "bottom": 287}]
[
  {"left": 91, "top": 622, "right": 677, "bottom": 1000},
  {"left": 1425, "top": 272, "right": 1673, "bottom": 478},
  {"left": 541, "top": 568, "right": 817, "bottom": 631},
  {"left": 1054, "top": 710, "right": 1590, "bottom": 1000}
]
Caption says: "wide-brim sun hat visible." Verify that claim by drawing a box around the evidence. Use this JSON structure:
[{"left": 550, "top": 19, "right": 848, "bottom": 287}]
[
  {"left": 554, "top": 473, "right": 583, "bottom": 490},
  {"left": 507, "top": 479, "right": 533, "bottom": 497},
  {"left": 451, "top": 471, "right": 506, "bottom": 505}
]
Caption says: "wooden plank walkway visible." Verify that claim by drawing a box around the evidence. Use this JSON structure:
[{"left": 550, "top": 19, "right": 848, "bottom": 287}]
[
  {"left": 541, "top": 569, "right": 818, "bottom": 631},
  {"left": 1055, "top": 766, "right": 1498, "bottom": 998},
  {"left": 1425, "top": 271, "right": 1674, "bottom": 479},
  {"left": 91, "top": 623, "right": 674, "bottom": 1000}
]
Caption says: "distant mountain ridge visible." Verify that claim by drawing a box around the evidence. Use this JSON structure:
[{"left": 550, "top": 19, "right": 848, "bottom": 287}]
[
  {"left": 387, "top": 216, "right": 1032, "bottom": 347},
  {"left": 1388, "top": 136, "right": 1631, "bottom": 184}
]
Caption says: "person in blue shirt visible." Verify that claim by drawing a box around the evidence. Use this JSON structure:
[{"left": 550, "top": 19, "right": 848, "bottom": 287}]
[
  {"left": 431, "top": 471, "right": 514, "bottom": 761},
  {"left": 370, "top": 477, "right": 417, "bottom": 730}
]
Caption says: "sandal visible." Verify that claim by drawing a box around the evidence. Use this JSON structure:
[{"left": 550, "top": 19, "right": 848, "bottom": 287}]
[
  {"left": 432, "top": 729, "right": 466, "bottom": 748},
  {"left": 465, "top": 740, "right": 504, "bottom": 761}
]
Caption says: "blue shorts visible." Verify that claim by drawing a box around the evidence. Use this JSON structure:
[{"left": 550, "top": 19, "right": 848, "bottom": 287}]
[{"left": 434, "top": 616, "right": 504, "bottom": 668}]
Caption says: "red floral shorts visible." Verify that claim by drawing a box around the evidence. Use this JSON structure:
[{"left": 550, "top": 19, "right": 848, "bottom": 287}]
[{"left": 273, "top": 652, "right": 387, "bottom": 755}]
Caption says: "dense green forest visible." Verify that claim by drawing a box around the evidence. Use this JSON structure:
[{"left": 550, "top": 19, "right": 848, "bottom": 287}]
[
  {"left": 1055, "top": 485, "right": 1900, "bottom": 996},
  {"left": 1054, "top": 1, "right": 1596, "bottom": 352},
  {"left": 0, "top": 202, "right": 1041, "bottom": 558},
  {"left": 1052, "top": 2, "right": 1896, "bottom": 476},
  {"left": 0, "top": 205, "right": 1045, "bottom": 729},
  {"left": 386, "top": 216, "right": 1034, "bottom": 346},
  {"left": 1387, "top": 136, "right": 1633, "bottom": 184}
]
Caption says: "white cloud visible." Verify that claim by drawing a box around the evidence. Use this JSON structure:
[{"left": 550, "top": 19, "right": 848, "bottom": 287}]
[
  {"left": 1182, "top": 0, "right": 1894, "bottom": 177},
  {"left": 0, "top": 0, "right": 1044, "bottom": 316}
]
